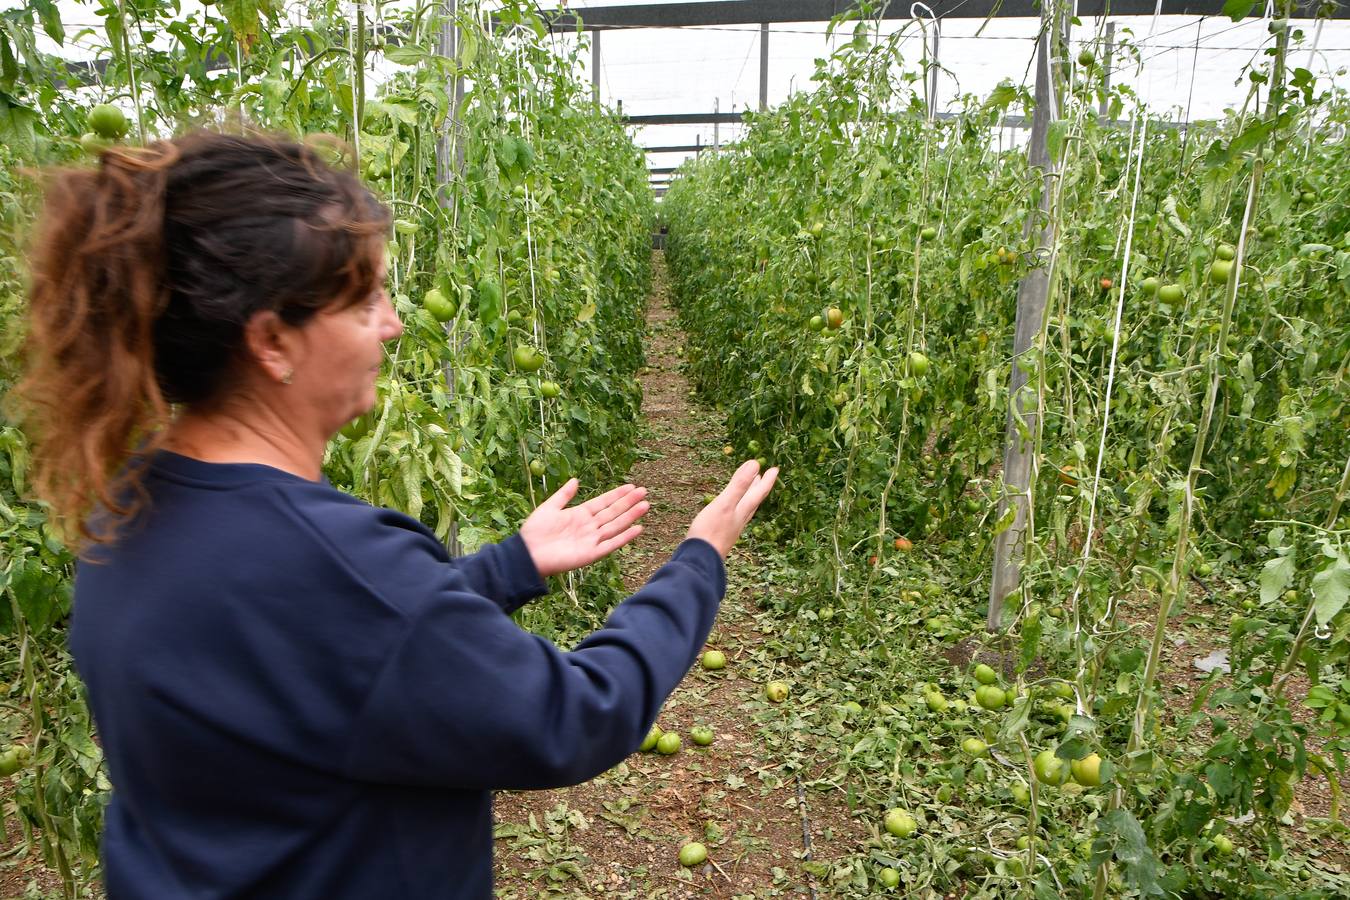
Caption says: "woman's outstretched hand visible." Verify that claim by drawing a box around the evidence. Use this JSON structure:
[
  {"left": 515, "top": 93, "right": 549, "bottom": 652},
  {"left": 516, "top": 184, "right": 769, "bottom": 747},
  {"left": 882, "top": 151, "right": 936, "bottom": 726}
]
[
  {"left": 519, "top": 480, "right": 650, "bottom": 578},
  {"left": 686, "top": 460, "right": 779, "bottom": 558}
]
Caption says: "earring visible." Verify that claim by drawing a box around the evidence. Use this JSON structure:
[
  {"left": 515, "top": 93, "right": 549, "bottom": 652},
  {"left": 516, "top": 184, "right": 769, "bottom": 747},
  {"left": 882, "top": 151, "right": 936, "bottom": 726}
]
[{"left": 282, "top": 368, "right": 294, "bottom": 385}]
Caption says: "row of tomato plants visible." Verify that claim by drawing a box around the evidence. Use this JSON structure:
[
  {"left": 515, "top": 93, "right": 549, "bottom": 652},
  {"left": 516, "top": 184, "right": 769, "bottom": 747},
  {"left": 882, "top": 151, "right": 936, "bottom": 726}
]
[
  {"left": 0, "top": 1, "right": 651, "bottom": 892},
  {"left": 666, "top": 10, "right": 1348, "bottom": 897}
]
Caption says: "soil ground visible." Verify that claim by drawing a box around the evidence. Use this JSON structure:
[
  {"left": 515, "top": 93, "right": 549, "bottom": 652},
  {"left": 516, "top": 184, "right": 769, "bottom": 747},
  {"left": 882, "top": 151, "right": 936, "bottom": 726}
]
[{"left": 491, "top": 255, "right": 865, "bottom": 898}]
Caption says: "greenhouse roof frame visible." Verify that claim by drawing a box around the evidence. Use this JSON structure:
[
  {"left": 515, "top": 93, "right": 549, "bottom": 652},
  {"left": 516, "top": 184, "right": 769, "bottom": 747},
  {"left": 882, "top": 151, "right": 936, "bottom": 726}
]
[{"left": 541, "top": 0, "right": 1349, "bottom": 30}]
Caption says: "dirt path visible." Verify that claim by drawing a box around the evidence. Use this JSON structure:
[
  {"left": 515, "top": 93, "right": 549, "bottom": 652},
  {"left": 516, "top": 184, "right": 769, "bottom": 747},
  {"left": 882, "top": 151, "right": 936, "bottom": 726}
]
[{"left": 492, "top": 254, "right": 864, "bottom": 898}]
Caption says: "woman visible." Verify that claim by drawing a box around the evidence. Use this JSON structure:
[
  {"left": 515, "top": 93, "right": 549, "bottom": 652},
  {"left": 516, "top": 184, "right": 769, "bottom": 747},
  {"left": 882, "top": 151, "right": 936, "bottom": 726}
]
[{"left": 13, "top": 131, "right": 777, "bottom": 898}]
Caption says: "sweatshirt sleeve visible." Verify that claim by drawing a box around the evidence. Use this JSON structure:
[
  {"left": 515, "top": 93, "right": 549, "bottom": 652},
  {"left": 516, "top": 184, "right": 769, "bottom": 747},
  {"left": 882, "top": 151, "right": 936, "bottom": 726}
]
[
  {"left": 449, "top": 533, "right": 548, "bottom": 614},
  {"left": 343, "top": 537, "right": 726, "bottom": 791}
]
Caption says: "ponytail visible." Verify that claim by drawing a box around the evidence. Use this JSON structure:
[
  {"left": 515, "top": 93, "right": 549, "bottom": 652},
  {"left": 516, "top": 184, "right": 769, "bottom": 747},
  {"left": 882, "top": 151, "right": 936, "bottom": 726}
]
[
  {"left": 9, "top": 131, "right": 389, "bottom": 551},
  {"left": 12, "top": 142, "right": 178, "bottom": 549}
]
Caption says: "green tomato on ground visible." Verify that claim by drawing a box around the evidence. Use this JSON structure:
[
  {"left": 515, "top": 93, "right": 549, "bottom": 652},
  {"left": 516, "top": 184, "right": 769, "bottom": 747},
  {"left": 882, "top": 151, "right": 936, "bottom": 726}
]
[
  {"left": 689, "top": 726, "right": 714, "bottom": 746},
  {"left": 975, "top": 684, "right": 1006, "bottom": 710},
  {"left": 884, "top": 808, "right": 917, "bottom": 838},
  {"left": 639, "top": 725, "right": 662, "bottom": 752},
  {"left": 656, "top": 732, "right": 681, "bottom": 755},
  {"left": 678, "top": 841, "right": 707, "bottom": 866},
  {"left": 962, "top": 737, "right": 990, "bottom": 758}
]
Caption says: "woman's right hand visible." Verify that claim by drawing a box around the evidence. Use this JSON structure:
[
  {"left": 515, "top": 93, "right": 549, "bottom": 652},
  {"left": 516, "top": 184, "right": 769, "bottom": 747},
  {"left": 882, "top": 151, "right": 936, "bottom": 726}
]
[{"left": 685, "top": 460, "right": 779, "bottom": 558}]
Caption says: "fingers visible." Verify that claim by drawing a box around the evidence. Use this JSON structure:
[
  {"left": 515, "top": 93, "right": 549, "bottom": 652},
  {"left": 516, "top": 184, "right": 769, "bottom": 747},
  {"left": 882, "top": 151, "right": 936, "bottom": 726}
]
[
  {"left": 543, "top": 478, "right": 581, "bottom": 510},
  {"left": 718, "top": 459, "right": 762, "bottom": 506},
  {"left": 735, "top": 467, "right": 779, "bottom": 521},
  {"left": 579, "top": 482, "right": 641, "bottom": 516},
  {"left": 595, "top": 524, "right": 643, "bottom": 558},
  {"left": 596, "top": 497, "right": 650, "bottom": 543}
]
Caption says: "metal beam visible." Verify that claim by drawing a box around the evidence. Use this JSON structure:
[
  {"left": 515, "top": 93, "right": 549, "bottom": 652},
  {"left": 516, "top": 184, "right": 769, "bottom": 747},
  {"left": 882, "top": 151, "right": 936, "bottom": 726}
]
[
  {"left": 541, "top": 1, "right": 1347, "bottom": 31},
  {"left": 648, "top": 167, "right": 678, "bottom": 175},
  {"left": 627, "top": 112, "right": 744, "bottom": 125},
  {"left": 644, "top": 144, "right": 709, "bottom": 153},
  {"left": 759, "top": 22, "right": 769, "bottom": 111}
]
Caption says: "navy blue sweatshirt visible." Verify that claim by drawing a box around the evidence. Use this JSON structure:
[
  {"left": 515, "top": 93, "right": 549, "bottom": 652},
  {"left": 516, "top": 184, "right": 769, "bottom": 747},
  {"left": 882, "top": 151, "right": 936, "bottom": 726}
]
[{"left": 69, "top": 450, "right": 726, "bottom": 898}]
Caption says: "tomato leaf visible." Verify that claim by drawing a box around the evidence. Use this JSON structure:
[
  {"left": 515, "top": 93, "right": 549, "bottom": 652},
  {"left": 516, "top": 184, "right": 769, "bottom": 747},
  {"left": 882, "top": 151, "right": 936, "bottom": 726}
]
[
  {"left": 1221, "top": 0, "right": 1258, "bottom": 22},
  {"left": 1311, "top": 551, "right": 1349, "bottom": 627},
  {"left": 1259, "top": 553, "right": 1295, "bottom": 606}
]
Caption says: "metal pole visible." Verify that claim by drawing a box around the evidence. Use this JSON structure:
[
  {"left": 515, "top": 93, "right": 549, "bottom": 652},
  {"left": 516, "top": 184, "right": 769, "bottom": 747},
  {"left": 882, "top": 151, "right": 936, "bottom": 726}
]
[
  {"left": 434, "top": 0, "right": 467, "bottom": 556},
  {"left": 988, "top": 9, "right": 1063, "bottom": 632},
  {"left": 928, "top": 20, "right": 940, "bottom": 118},
  {"left": 435, "top": 2, "right": 467, "bottom": 198},
  {"left": 713, "top": 97, "right": 720, "bottom": 151},
  {"left": 592, "top": 28, "right": 601, "bottom": 104},
  {"left": 759, "top": 22, "right": 769, "bottom": 111},
  {"left": 1101, "top": 21, "right": 1115, "bottom": 119}
]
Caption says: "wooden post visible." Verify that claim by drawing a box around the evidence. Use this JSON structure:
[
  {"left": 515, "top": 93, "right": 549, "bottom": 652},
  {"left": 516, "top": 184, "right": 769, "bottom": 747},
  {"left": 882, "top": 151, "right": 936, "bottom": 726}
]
[
  {"left": 592, "top": 29, "right": 601, "bottom": 105},
  {"left": 1101, "top": 21, "right": 1115, "bottom": 119},
  {"left": 760, "top": 22, "right": 769, "bottom": 111},
  {"left": 987, "top": 9, "right": 1064, "bottom": 632}
]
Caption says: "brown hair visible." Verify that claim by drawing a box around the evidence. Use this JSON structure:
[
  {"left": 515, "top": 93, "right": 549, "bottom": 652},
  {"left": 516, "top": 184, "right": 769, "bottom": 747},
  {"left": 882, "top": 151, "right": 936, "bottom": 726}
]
[{"left": 9, "top": 130, "right": 391, "bottom": 550}]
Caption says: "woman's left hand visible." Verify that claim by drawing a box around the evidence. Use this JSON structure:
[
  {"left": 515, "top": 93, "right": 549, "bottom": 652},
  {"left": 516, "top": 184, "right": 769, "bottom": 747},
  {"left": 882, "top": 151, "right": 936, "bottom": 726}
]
[{"left": 519, "top": 480, "right": 650, "bottom": 578}]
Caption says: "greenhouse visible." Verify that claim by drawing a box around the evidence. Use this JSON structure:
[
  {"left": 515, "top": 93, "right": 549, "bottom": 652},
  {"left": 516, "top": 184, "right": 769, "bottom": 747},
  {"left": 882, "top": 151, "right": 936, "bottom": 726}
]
[{"left": 1, "top": 1, "right": 1348, "bottom": 897}]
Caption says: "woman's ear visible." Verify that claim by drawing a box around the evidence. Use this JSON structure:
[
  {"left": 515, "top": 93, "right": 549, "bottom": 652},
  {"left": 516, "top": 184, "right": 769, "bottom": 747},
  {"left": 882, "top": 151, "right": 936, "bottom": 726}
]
[{"left": 241, "top": 309, "right": 296, "bottom": 386}]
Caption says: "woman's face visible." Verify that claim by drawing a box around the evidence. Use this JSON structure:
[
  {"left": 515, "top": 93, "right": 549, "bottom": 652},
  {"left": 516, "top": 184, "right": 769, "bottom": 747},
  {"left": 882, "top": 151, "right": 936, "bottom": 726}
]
[{"left": 292, "top": 267, "right": 403, "bottom": 435}]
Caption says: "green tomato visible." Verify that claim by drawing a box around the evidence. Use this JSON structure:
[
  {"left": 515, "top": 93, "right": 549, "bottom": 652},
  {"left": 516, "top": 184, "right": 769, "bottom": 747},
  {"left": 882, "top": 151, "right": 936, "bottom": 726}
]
[
  {"left": 920, "top": 226, "right": 937, "bottom": 241},
  {"left": 80, "top": 132, "right": 111, "bottom": 155},
  {"left": 639, "top": 725, "right": 662, "bottom": 752},
  {"left": 907, "top": 351, "right": 931, "bottom": 378},
  {"left": 513, "top": 345, "right": 545, "bottom": 373},
  {"left": 701, "top": 650, "right": 726, "bottom": 670},
  {"left": 422, "top": 288, "right": 455, "bottom": 323},
  {"left": 1140, "top": 276, "right": 1160, "bottom": 296},
  {"left": 973, "top": 664, "right": 998, "bottom": 685},
  {"left": 884, "top": 808, "right": 917, "bottom": 838},
  {"left": 539, "top": 380, "right": 561, "bottom": 399},
  {"left": 1215, "top": 244, "right": 1236, "bottom": 261},
  {"left": 975, "top": 684, "right": 1006, "bottom": 710},
  {"left": 528, "top": 458, "right": 546, "bottom": 478},
  {"left": 1071, "top": 753, "right": 1103, "bottom": 787},
  {"left": 656, "top": 732, "right": 681, "bottom": 755},
  {"left": 878, "top": 867, "right": 900, "bottom": 889},
  {"left": 1158, "top": 283, "right": 1184, "bottom": 306},
  {"left": 1033, "top": 749, "right": 1069, "bottom": 786},
  {"left": 765, "top": 681, "right": 789, "bottom": 703},
  {"left": 689, "top": 726, "right": 714, "bottom": 746},
  {"left": 962, "top": 737, "right": 990, "bottom": 758},
  {"left": 678, "top": 841, "right": 707, "bottom": 866},
  {"left": 88, "top": 103, "right": 128, "bottom": 139},
  {"left": 393, "top": 219, "right": 420, "bottom": 236},
  {"left": 925, "top": 691, "right": 948, "bottom": 713},
  {"left": 0, "top": 749, "right": 25, "bottom": 777},
  {"left": 1209, "top": 259, "right": 1235, "bottom": 284}
]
